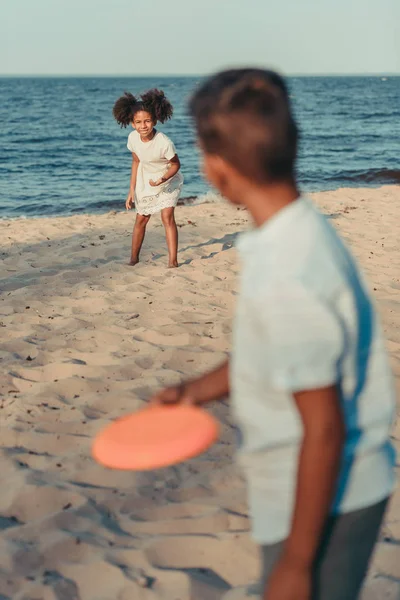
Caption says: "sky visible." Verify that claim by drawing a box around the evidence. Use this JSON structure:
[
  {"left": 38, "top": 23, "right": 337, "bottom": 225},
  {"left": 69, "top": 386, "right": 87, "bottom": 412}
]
[{"left": 1, "top": 0, "right": 399, "bottom": 76}]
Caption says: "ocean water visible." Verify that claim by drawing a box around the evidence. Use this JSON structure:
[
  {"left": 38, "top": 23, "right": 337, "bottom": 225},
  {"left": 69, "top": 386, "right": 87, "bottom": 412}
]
[{"left": 0, "top": 76, "right": 399, "bottom": 219}]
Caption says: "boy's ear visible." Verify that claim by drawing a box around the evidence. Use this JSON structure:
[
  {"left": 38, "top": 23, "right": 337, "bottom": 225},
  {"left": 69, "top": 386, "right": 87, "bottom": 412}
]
[{"left": 202, "top": 153, "right": 233, "bottom": 194}]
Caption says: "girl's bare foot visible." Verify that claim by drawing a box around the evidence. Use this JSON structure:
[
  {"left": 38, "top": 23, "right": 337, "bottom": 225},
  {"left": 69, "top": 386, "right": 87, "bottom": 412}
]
[
  {"left": 128, "top": 257, "right": 139, "bottom": 266},
  {"left": 168, "top": 260, "right": 179, "bottom": 268}
]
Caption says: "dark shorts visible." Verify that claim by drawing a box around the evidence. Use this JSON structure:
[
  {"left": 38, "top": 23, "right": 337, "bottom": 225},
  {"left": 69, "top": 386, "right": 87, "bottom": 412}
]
[{"left": 260, "top": 498, "right": 389, "bottom": 600}]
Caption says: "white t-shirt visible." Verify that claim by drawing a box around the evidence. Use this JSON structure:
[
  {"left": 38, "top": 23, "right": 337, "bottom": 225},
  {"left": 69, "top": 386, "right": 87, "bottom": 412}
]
[
  {"left": 127, "top": 130, "right": 183, "bottom": 215},
  {"left": 231, "top": 196, "right": 396, "bottom": 544},
  {"left": 127, "top": 129, "right": 177, "bottom": 176}
]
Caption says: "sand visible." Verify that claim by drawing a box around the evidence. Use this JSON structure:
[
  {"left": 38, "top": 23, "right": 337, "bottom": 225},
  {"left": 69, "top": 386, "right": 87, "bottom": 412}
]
[{"left": 1, "top": 186, "right": 399, "bottom": 600}]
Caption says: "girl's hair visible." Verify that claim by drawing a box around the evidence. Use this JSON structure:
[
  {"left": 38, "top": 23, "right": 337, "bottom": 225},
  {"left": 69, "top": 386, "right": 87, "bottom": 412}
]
[
  {"left": 113, "top": 89, "right": 173, "bottom": 128},
  {"left": 189, "top": 68, "right": 298, "bottom": 184}
]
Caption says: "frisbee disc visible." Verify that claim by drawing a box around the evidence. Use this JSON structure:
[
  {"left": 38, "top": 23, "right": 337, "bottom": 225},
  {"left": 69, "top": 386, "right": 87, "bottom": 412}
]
[{"left": 92, "top": 404, "right": 219, "bottom": 471}]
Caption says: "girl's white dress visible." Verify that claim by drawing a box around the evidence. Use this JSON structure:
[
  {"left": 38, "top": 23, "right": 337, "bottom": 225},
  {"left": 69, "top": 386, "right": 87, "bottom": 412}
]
[{"left": 127, "top": 129, "right": 183, "bottom": 215}]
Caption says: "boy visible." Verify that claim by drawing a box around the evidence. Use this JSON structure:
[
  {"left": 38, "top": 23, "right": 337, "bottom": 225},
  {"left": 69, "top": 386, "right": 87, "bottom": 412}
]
[{"left": 152, "top": 69, "right": 396, "bottom": 599}]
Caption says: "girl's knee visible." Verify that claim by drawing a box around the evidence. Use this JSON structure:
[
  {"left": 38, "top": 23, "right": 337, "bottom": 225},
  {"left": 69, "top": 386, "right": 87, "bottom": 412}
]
[
  {"left": 136, "top": 214, "right": 150, "bottom": 228},
  {"left": 161, "top": 210, "right": 175, "bottom": 226}
]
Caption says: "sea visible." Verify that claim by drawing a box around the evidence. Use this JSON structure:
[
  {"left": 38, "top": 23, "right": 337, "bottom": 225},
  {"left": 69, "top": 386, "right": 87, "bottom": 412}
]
[{"left": 0, "top": 76, "right": 399, "bottom": 219}]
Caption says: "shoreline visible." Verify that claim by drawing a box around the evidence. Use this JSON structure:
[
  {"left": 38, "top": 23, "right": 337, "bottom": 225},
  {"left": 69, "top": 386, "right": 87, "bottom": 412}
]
[
  {"left": 0, "top": 186, "right": 399, "bottom": 599},
  {"left": 1, "top": 184, "right": 399, "bottom": 222}
]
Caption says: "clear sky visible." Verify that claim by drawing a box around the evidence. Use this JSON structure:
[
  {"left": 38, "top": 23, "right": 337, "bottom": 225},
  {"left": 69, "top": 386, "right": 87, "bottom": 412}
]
[{"left": 1, "top": 0, "right": 399, "bottom": 76}]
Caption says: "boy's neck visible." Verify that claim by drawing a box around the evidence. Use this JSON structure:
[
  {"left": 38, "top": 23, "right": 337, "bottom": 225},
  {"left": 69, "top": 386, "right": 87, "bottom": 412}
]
[{"left": 243, "top": 180, "right": 300, "bottom": 227}]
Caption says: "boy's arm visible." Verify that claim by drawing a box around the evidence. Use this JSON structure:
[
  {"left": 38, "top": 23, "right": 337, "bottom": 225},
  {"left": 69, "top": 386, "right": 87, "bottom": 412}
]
[
  {"left": 283, "top": 385, "right": 345, "bottom": 565},
  {"left": 265, "top": 385, "right": 344, "bottom": 600},
  {"left": 153, "top": 359, "right": 230, "bottom": 405}
]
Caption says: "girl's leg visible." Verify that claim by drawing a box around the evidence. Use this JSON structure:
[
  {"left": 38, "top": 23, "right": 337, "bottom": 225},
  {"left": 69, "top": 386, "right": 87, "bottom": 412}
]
[
  {"left": 129, "top": 213, "right": 151, "bottom": 265},
  {"left": 161, "top": 207, "right": 178, "bottom": 268}
]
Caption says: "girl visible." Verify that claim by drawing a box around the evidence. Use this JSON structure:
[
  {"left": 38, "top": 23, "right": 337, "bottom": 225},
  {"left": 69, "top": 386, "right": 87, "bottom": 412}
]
[{"left": 113, "top": 89, "right": 183, "bottom": 267}]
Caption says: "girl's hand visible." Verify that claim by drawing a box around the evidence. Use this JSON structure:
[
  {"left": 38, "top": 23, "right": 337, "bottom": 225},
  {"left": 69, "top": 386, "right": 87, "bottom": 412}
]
[
  {"left": 149, "top": 177, "right": 164, "bottom": 187},
  {"left": 126, "top": 193, "right": 134, "bottom": 210}
]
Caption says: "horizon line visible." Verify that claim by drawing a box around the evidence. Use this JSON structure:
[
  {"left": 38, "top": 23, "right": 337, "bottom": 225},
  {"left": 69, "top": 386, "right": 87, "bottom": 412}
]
[{"left": 0, "top": 72, "right": 399, "bottom": 79}]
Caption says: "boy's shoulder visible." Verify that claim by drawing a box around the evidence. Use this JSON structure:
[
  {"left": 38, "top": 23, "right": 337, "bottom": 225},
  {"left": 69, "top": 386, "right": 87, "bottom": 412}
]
[
  {"left": 239, "top": 197, "right": 328, "bottom": 264},
  {"left": 239, "top": 197, "right": 357, "bottom": 299}
]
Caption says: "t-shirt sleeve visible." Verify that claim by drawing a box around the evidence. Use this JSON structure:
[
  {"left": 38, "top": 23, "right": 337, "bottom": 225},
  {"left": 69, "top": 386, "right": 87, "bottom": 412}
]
[
  {"left": 256, "top": 281, "right": 344, "bottom": 392},
  {"left": 127, "top": 133, "right": 136, "bottom": 153},
  {"left": 162, "top": 137, "right": 177, "bottom": 161}
]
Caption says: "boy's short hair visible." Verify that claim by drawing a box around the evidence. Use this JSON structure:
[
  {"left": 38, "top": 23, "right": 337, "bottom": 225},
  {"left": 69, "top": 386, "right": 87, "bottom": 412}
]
[{"left": 189, "top": 68, "right": 298, "bottom": 183}]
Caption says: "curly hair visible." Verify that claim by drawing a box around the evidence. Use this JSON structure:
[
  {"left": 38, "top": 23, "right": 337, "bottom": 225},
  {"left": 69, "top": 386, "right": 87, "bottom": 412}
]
[{"left": 112, "top": 89, "right": 173, "bottom": 128}]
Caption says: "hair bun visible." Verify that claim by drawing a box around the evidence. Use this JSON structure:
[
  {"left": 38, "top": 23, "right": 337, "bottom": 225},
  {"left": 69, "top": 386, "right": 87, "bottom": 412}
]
[
  {"left": 141, "top": 89, "right": 173, "bottom": 123},
  {"left": 112, "top": 92, "right": 140, "bottom": 128}
]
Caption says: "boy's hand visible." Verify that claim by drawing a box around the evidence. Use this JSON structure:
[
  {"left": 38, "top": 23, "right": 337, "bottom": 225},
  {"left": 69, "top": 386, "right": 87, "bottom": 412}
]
[
  {"left": 151, "top": 384, "right": 194, "bottom": 406},
  {"left": 150, "top": 361, "right": 230, "bottom": 408},
  {"left": 126, "top": 193, "right": 134, "bottom": 210},
  {"left": 264, "top": 557, "right": 311, "bottom": 600}
]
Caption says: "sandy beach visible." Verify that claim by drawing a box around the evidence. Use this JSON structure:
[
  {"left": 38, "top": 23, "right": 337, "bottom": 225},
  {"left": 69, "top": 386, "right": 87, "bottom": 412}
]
[{"left": 1, "top": 186, "right": 399, "bottom": 600}]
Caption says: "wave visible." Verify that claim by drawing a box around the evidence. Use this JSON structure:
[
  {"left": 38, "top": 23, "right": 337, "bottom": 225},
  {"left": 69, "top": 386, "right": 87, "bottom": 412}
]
[
  {"left": 178, "top": 191, "right": 223, "bottom": 206},
  {"left": 330, "top": 168, "right": 400, "bottom": 185}
]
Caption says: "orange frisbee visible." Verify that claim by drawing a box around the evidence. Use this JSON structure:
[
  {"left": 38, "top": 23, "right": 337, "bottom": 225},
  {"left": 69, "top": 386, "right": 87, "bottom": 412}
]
[{"left": 92, "top": 404, "right": 219, "bottom": 471}]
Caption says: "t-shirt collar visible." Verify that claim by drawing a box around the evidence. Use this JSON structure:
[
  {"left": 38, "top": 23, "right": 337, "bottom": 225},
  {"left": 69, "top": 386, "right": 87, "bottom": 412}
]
[{"left": 236, "top": 195, "right": 307, "bottom": 256}]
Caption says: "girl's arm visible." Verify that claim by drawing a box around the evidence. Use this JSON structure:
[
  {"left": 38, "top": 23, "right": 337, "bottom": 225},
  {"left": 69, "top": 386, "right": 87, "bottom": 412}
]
[
  {"left": 129, "top": 153, "right": 140, "bottom": 196},
  {"left": 126, "top": 153, "right": 140, "bottom": 209},
  {"left": 149, "top": 155, "right": 180, "bottom": 187}
]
